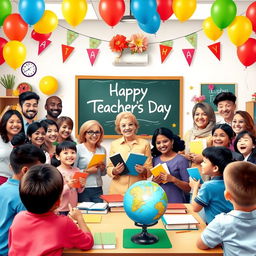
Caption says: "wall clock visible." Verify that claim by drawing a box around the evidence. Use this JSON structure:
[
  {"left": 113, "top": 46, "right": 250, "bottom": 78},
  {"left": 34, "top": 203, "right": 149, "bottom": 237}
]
[{"left": 21, "top": 61, "right": 37, "bottom": 77}]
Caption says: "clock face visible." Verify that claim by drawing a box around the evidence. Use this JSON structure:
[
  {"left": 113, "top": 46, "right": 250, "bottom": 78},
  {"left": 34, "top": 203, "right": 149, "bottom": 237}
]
[{"left": 21, "top": 61, "right": 37, "bottom": 77}]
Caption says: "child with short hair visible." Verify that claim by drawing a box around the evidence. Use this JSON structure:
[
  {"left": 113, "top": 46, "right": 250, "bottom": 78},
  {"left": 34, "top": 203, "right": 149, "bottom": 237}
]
[
  {"left": 189, "top": 146, "right": 233, "bottom": 224},
  {"left": 8, "top": 164, "right": 94, "bottom": 255},
  {"left": 197, "top": 161, "right": 256, "bottom": 255},
  {"left": 55, "top": 141, "right": 86, "bottom": 215},
  {"left": 0, "top": 144, "right": 46, "bottom": 256}
]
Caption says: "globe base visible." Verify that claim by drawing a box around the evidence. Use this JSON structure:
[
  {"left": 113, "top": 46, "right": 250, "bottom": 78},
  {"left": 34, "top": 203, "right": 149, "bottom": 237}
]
[{"left": 131, "top": 222, "right": 159, "bottom": 245}]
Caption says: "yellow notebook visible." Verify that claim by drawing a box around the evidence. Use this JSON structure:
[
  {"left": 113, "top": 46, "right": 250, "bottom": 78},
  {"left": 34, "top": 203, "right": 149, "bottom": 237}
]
[
  {"left": 189, "top": 140, "right": 204, "bottom": 155},
  {"left": 87, "top": 154, "right": 106, "bottom": 168},
  {"left": 150, "top": 163, "right": 169, "bottom": 184},
  {"left": 83, "top": 214, "right": 102, "bottom": 223}
]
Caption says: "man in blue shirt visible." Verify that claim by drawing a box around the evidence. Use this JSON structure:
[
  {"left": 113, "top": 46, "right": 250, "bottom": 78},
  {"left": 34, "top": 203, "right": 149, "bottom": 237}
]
[{"left": 0, "top": 144, "right": 45, "bottom": 256}]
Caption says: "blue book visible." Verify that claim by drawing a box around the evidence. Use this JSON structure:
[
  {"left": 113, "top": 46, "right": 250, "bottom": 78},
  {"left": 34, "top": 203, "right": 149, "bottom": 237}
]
[
  {"left": 187, "top": 167, "right": 204, "bottom": 184},
  {"left": 126, "top": 153, "right": 148, "bottom": 176}
]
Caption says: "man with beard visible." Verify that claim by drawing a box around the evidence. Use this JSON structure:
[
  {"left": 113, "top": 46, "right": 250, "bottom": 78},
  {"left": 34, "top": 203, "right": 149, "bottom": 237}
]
[
  {"left": 19, "top": 92, "right": 40, "bottom": 133},
  {"left": 213, "top": 92, "right": 236, "bottom": 126},
  {"left": 44, "top": 96, "right": 62, "bottom": 122}
]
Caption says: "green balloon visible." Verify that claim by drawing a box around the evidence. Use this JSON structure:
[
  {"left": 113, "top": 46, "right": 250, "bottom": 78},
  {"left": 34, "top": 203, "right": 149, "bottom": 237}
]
[
  {"left": 211, "top": 0, "right": 237, "bottom": 29},
  {"left": 0, "top": 0, "right": 12, "bottom": 26}
]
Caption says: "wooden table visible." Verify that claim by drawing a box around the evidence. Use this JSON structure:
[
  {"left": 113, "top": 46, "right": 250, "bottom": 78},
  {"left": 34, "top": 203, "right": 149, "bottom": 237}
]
[{"left": 63, "top": 204, "right": 223, "bottom": 256}]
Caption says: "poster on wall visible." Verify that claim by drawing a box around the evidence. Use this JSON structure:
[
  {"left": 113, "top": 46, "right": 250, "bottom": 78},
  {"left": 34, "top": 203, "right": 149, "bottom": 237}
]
[{"left": 201, "top": 83, "right": 236, "bottom": 112}]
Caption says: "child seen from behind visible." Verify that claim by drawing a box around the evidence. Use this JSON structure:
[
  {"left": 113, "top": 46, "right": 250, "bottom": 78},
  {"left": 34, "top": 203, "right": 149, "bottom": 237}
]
[
  {"left": 197, "top": 161, "right": 256, "bottom": 255},
  {"left": 8, "top": 164, "right": 93, "bottom": 256}
]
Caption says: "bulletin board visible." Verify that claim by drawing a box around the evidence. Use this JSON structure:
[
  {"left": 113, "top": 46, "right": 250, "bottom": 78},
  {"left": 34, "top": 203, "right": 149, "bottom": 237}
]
[{"left": 201, "top": 83, "right": 236, "bottom": 112}]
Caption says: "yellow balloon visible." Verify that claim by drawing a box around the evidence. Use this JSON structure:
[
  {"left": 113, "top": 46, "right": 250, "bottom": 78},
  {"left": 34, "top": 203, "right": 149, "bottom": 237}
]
[
  {"left": 34, "top": 10, "right": 58, "bottom": 34},
  {"left": 203, "top": 17, "right": 223, "bottom": 41},
  {"left": 39, "top": 76, "right": 58, "bottom": 95},
  {"left": 227, "top": 16, "right": 252, "bottom": 46},
  {"left": 62, "top": 0, "right": 87, "bottom": 27},
  {"left": 173, "top": 0, "right": 196, "bottom": 22},
  {"left": 3, "top": 41, "right": 26, "bottom": 70}
]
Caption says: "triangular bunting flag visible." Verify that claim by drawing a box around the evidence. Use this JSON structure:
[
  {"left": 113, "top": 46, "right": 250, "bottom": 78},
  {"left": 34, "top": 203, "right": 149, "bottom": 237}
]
[
  {"left": 89, "top": 38, "right": 101, "bottom": 49},
  {"left": 186, "top": 33, "right": 197, "bottom": 48},
  {"left": 161, "top": 40, "right": 173, "bottom": 47},
  {"left": 38, "top": 40, "right": 51, "bottom": 55},
  {"left": 62, "top": 44, "right": 75, "bottom": 63},
  {"left": 160, "top": 45, "right": 172, "bottom": 63},
  {"left": 208, "top": 42, "right": 221, "bottom": 61},
  {"left": 182, "top": 49, "right": 195, "bottom": 66},
  {"left": 67, "top": 30, "right": 79, "bottom": 45},
  {"left": 87, "top": 49, "right": 99, "bottom": 66}
]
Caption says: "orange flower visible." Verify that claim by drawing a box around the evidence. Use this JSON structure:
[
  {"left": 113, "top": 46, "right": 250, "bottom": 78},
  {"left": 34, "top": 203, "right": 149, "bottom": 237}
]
[
  {"left": 128, "top": 33, "right": 148, "bottom": 53},
  {"left": 109, "top": 34, "right": 128, "bottom": 52}
]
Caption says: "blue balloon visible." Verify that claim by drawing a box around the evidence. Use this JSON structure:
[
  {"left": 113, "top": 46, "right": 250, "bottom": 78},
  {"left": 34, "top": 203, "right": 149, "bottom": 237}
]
[
  {"left": 131, "top": 0, "right": 157, "bottom": 24},
  {"left": 138, "top": 12, "right": 161, "bottom": 34},
  {"left": 19, "top": 0, "right": 45, "bottom": 25}
]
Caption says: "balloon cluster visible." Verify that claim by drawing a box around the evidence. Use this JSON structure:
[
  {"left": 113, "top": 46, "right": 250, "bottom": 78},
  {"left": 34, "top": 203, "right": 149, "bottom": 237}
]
[
  {"left": 0, "top": 0, "right": 59, "bottom": 69},
  {"left": 203, "top": 0, "right": 256, "bottom": 67},
  {"left": 131, "top": 0, "right": 196, "bottom": 34}
]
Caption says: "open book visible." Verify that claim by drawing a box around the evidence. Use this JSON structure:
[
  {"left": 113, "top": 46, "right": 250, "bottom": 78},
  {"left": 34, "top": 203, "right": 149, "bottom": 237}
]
[
  {"left": 162, "top": 214, "right": 199, "bottom": 230},
  {"left": 77, "top": 202, "right": 108, "bottom": 214},
  {"left": 87, "top": 154, "right": 106, "bottom": 168},
  {"left": 93, "top": 232, "right": 116, "bottom": 249},
  {"left": 150, "top": 163, "right": 170, "bottom": 184},
  {"left": 109, "top": 152, "right": 147, "bottom": 176}
]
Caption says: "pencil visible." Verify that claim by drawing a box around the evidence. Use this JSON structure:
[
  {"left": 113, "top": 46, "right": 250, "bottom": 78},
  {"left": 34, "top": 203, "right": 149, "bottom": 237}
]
[{"left": 175, "top": 230, "right": 192, "bottom": 233}]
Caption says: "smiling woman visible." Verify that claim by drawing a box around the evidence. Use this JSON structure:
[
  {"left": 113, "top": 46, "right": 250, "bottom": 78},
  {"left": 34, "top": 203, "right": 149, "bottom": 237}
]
[
  {"left": 107, "top": 112, "right": 153, "bottom": 195},
  {"left": 182, "top": 102, "right": 216, "bottom": 180},
  {"left": 0, "top": 110, "right": 24, "bottom": 184}
]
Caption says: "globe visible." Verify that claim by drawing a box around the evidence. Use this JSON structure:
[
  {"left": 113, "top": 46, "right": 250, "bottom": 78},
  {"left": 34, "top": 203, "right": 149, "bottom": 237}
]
[{"left": 124, "top": 180, "right": 168, "bottom": 226}]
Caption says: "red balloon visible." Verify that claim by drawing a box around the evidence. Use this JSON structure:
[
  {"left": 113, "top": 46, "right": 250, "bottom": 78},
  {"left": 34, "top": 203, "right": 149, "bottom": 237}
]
[
  {"left": 237, "top": 38, "right": 256, "bottom": 67},
  {"left": 99, "top": 0, "right": 125, "bottom": 27},
  {"left": 246, "top": 1, "right": 256, "bottom": 32},
  {"left": 31, "top": 30, "right": 52, "bottom": 42},
  {"left": 157, "top": 0, "right": 173, "bottom": 21},
  {"left": 3, "top": 13, "right": 28, "bottom": 41},
  {"left": 0, "top": 37, "right": 8, "bottom": 65}
]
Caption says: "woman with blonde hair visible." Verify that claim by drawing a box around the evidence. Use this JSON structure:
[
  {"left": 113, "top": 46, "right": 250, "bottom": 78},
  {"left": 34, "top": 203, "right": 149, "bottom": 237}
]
[
  {"left": 107, "top": 112, "right": 152, "bottom": 195},
  {"left": 74, "top": 120, "right": 106, "bottom": 202}
]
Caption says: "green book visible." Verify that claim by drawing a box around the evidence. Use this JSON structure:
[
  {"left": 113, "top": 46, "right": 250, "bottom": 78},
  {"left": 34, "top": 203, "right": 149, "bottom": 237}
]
[{"left": 93, "top": 232, "right": 116, "bottom": 249}]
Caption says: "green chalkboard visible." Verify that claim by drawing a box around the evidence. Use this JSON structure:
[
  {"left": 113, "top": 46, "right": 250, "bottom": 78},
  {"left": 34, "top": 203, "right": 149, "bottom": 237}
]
[
  {"left": 201, "top": 83, "right": 236, "bottom": 112},
  {"left": 75, "top": 76, "right": 183, "bottom": 138}
]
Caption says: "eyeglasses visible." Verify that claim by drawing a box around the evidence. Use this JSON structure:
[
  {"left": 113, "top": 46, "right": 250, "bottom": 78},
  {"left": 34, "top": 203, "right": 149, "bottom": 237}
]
[{"left": 86, "top": 131, "right": 101, "bottom": 136}]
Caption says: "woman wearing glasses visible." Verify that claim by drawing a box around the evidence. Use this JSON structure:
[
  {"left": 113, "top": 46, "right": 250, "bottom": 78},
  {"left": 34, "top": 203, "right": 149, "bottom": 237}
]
[{"left": 74, "top": 120, "right": 106, "bottom": 203}]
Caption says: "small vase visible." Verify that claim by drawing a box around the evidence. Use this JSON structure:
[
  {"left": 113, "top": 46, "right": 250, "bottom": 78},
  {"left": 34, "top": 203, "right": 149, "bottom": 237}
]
[{"left": 6, "top": 89, "right": 13, "bottom": 96}]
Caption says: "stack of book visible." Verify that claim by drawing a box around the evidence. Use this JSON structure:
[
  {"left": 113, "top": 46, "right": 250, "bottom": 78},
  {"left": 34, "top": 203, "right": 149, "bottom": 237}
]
[
  {"left": 165, "top": 203, "right": 187, "bottom": 214},
  {"left": 162, "top": 214, "right": 199, "bottom": 230},
  {"left": 77, "top": 202, "right": 108, "bottom": 214},
  {"left": 100, "top": 194, "right": 124, "bottom": 212}
]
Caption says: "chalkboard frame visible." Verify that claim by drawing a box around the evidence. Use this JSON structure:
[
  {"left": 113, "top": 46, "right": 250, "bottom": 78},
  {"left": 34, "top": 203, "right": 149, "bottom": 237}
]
[
  {"left": 75, "top": 76, "right": 183, "bottom": 139},
  {"left": 201, "top": 83, "right": 237, "bottom": 112}
]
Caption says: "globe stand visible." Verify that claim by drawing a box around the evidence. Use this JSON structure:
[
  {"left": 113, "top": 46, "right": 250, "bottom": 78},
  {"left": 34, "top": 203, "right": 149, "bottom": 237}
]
[{"left": 131, "top": 222, "right": 159, "bottom": 245}]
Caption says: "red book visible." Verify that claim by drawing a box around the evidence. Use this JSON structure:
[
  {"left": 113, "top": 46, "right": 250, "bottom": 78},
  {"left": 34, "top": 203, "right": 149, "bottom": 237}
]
[
  {"left": 100, "top": 194, "right": 124, "bottom": 207},
  {"left": 165, "top": 204, "right": 187, "bottom": 214},
  {"left": 72, "top": 172, "right": 88, "bottom": 188}
]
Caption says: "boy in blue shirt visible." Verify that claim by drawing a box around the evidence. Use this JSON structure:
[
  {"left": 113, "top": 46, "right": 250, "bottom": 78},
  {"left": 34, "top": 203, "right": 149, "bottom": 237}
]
[
  {"left": 197, "top": 161, "right": 256, "bottom": 255},
  {"left": 0, "top": 144, "right": 45, "bottom": 256},
  {"left": 189, "top": 146, "right": 233, "bottom": 224}
]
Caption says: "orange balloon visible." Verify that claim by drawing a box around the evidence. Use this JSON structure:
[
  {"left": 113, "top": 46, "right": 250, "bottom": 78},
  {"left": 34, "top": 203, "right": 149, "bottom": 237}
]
[
  {"left": 203, "top": 17, "right": 223, "bottom": 41},
  {"left": 3, "top": 13, "right": 28, "bottom": 41}
]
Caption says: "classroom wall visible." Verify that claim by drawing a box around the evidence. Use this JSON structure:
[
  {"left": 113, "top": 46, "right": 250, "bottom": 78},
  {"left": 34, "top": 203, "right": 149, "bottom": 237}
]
[{"left": 1, "top": 18, "right": 255, "bottom": 193}]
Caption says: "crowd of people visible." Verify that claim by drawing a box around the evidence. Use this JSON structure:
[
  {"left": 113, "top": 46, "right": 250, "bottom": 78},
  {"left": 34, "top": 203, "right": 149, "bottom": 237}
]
[{"left": 0, "top": 91, "right": 255, "bottom": 255}]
